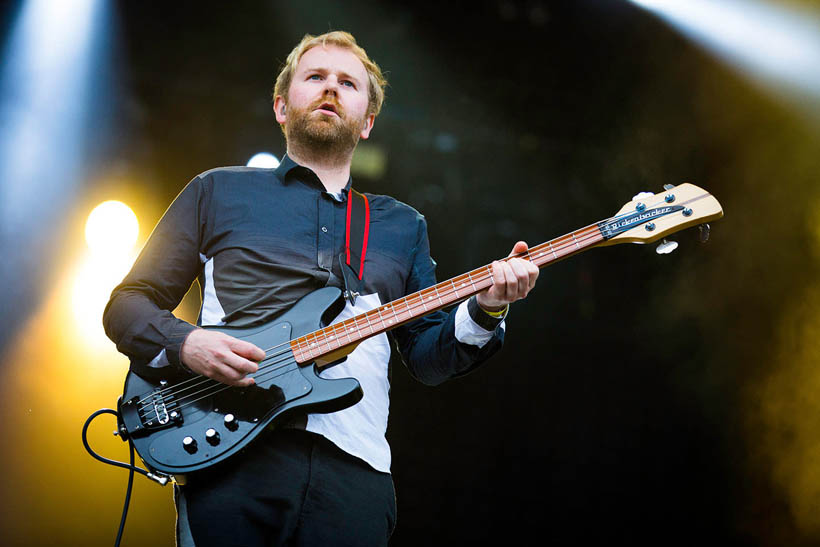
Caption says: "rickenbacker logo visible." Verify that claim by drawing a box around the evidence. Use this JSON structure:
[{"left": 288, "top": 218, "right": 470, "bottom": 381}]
[{"left": 598, "top": 205, "right": 682, "bottom": 238}]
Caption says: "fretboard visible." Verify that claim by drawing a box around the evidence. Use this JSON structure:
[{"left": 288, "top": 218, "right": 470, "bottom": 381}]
[{"left": 290, "top": 222, "right": 605, "bottom": 364}]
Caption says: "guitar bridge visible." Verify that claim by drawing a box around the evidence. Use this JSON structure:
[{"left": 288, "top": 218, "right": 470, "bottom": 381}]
[{"left": 119, "top": 383, "right": 183, "bottom": 438}]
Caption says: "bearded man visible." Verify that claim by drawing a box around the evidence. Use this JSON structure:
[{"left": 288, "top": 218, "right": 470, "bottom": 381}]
[{"left": 104, "top": 31, "right": 539, "bottom": 547}]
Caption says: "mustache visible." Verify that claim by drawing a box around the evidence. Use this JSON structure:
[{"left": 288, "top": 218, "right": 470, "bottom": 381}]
[{"left": 309, "top": 97, "right": 345, "bottom": 117}]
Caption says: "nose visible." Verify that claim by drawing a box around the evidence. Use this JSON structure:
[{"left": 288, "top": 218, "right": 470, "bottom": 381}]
[{"left": 322, "top": 75, "right": 340, "bottom": 96}]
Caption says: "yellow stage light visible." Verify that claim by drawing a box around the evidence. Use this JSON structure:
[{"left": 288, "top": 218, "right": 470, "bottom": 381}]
[
  {"left": 85, "top": 200, "right": 139, "bottom": 255},
  {"left": 72, "top": 200, "right": 139, "bottom": 347}
]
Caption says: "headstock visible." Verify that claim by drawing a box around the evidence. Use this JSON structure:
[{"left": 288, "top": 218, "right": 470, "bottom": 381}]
[{"left": 596, "top": 183, "right": 723, "bottom": 247}]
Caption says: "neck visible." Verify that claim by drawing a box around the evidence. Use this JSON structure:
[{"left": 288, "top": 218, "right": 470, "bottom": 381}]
[{"left": 287, "top": 144, "right": 354, "bottom": 194}]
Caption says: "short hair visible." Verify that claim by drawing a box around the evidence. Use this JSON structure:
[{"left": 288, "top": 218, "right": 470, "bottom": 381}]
[{"left": 273, "top": 31, "right": 388, "bottom": 117}]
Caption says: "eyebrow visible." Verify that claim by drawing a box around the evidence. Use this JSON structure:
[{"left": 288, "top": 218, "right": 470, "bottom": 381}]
[{"left": 303, "top": 66, "right": 363, "bottom": 85}]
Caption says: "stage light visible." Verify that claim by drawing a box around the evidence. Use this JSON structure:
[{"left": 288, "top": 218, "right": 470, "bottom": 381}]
[
  {"left": 84, "top": 200, "right": 139, "bottom": 255},
  {"left": 0, "top": 0, "right": 110, "bottom": 349},
  {"left": 72, "top": 200, "right": 139, "bottom": 347},
  {"left": 247, "top": 152, "right": 280, "bottom": 168},
  {"left": 627, "top": 0, "right": 820, "bottom": 103}
]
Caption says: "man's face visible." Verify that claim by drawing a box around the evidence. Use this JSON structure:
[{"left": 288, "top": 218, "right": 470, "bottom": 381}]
[{"left": 275, "top": 45, "right": 375, "bottom": 151}]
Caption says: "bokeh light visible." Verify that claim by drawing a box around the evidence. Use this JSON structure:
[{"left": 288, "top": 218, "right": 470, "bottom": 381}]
[
  {"left": 74, "top": 200, "right": 139, "bottom": 346},
  {"left": 84, "top": 200, "right": 139, "bottom": 255}
]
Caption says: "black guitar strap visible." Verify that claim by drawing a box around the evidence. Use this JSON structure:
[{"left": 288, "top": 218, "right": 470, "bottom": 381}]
[{"left": 339, "top": 188, "right": 370, "bottom": 305}]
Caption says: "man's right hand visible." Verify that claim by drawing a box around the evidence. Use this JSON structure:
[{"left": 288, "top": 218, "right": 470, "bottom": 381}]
[{"left": 180, "top": 329, "right": 265, "bottom": 387}]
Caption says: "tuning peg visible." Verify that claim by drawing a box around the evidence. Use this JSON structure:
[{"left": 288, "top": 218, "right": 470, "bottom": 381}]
[
  {"left": 656, "top": 239, "right": 678, "bottom": 255},
  {"left": 698, "top": 223, "right": 710, "bottom": 243}
]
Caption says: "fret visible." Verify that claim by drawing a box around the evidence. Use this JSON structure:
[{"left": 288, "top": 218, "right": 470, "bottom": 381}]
[
  {"left": 366, "top": 310, "right": 376, "bottom": 335},
  {"left": 406, "top": 292, "right": 422, "bottom": 317},
  {"left": 324, "top": 325, "right": 339, "bottom": 350},
  {"left": 419, "top": 289, "right": 428, "bottom": 312},
  {"left": 393, "top": 296, "right": 412, "bottom": 325},
  {"left": 549, "top": 241, "right": 558, "bottom": 259},
  {"left": 382, "top": 303, "right": 395, "bottom": 326},
  {"left": 341, "top": 318, "right": 354, "bottom": 345},
  {"left": 571, "top": 232, "right": 581, "bottom": 249},
  {"left": 466, "top": 270, "right": 478, "bottom": 293},
  {"left": 378, "top": 305, "right": 389, "bottom": 330},
  {"left": 318, "top": 327, "right": 334, "bottom": 354},
  {"left": 422, "top": 287, "right": 438, "bottom": 307},
  {"left": 305, "top": 331, "right": 320, "bottom": 360},
  {"left": 434, "top": 285, "right": 444, "bottom": 306}
]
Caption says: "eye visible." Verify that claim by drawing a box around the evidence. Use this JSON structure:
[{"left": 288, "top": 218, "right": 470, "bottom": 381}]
[
  {"left": 341, "top": 80, "right": 355, "bottom": 88},
  {"left": 308, "top": 74, "right": 322, "bottom": 81}
]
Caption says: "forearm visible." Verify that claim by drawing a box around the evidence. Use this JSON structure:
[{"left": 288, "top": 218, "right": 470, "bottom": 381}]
[
  {"left": 103, "top": 289, "right": 197, "bottom": 376},
  {"left": 394, "top": 298, "right": 504, "bottom": 386}
]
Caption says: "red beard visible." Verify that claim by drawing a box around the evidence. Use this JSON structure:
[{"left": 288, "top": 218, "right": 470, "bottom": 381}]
[{"left": 286, "top": 97, "right": 364, "bottom": 155}]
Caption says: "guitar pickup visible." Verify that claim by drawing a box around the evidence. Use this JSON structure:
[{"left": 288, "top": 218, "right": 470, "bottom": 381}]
[{"left": 119, "top": 386, "right": 183, "bottom": 439}]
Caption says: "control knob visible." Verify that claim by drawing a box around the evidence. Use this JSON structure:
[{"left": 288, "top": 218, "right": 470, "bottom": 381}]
[{"left": 205, "top": 428, "right": 221, "bottom": 446}]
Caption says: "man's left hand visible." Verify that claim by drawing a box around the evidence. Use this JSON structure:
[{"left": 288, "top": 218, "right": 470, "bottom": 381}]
[{"left": 476, "top": 241, "right": 540, "bottom": 312}]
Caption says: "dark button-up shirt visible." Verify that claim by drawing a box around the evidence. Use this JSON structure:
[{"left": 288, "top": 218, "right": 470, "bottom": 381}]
[{"left": 103, "top": 155, "right": 503, "bottom": 387}]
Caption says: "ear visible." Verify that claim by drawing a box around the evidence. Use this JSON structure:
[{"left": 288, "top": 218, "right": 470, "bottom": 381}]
[
  {"left": 273, "top": 96, "right": 287, "bottom": 124},
  {"left": 359, "top": 113, "right": 376, "bottom": 140}
]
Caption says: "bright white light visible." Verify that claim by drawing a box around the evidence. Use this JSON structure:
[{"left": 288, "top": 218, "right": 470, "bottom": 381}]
[
  {"left": 74, "top": 199, "right": 138, "bottom": 346},
  {"left": 628, "top": 0, "right": 820, "bottom": 100},
  {"left": 71, "top": 250, "right": 136, "bottom": 347},
  {"left": 0, "top": 0, "right": 104, "bottom": 228},
  {"left": 247, "top": 152, "right": 280, "bottom": 168},
  {"left": 84, "top": 200, "right": 139, "bottom": 254}
]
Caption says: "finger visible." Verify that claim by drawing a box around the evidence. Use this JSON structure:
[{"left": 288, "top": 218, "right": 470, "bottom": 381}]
[
  {"left": 491, "top": 260, "right": 505, "bottom": 290},
  {"left": 500, "top": 261, "right": 517, "bottom": 300},
  {"left": 507, "top": 258, "right": 530, "bottom": 298},
  {"left": 230, "top": 338, "right": 266, "bottom": 362},
  {"left": 222, "top": 351, "right": 259, "bottom": 376},
  {"left": 527, "top": 261, "right": 540, "bottom": 288},
  {"left": 213, "top": 363, "right": 256, "bottom": 387}
]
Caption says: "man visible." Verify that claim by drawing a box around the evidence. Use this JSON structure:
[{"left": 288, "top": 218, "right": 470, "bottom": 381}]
[{"left": 104, "top": 31, "right": 539, "bottom": 546}]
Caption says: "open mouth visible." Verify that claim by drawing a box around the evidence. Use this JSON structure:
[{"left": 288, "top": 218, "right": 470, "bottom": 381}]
[{"left": 315, "top": 102, "right": 339, "bottom": 116}]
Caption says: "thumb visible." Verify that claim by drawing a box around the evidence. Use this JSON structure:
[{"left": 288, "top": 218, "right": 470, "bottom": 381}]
[{"left": 509, "top": 240, "right": 529, "bottom": 256}]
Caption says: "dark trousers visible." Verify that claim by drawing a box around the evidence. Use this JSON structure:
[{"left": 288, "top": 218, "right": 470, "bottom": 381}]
[{"left": 175, "top": 429, "right": 397, "bottom": 547}]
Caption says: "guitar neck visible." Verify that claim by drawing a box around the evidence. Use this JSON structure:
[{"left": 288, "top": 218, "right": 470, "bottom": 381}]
[{"left": 290, "top": 221, "right": 605, "bottom": 365}]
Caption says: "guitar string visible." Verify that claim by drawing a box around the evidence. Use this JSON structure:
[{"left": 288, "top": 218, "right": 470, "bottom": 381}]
[
  {"left": 134, "top": 193, "right": 707, "bottom": 422},
  {"left": 134, "top": 223, "right": 608, "bottom": 416},
  {"left": 136, "top": 349, "right": 296, "bottom": 420},
  {"left": 134, "top": 221, "right": 608, "bottom": 413},
  {"left": 139, "top": 182, "right": 706, "bottom": 411},
  {"left": 139, "top": 353, "right": 301, "bottom": 420}
]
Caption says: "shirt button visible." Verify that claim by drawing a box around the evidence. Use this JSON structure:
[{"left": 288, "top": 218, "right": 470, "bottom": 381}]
[{"left": 321, "top": 226, "right": 328, "bottom": 233}]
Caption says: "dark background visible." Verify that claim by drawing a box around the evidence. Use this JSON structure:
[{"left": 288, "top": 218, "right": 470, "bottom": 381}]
[{"left": 2, "top": 1, "right": 820, "bottom": 545}]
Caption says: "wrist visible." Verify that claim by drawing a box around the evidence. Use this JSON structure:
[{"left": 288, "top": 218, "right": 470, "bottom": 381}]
[
  {"left": 475, "top": 295, "right": 508, "bottom": 315},
  {"left": 468, "top": 296, "right": 507, "bottom": 331},
  {"left": 481, "top": 304, "right": 508, "bottom": 317}
]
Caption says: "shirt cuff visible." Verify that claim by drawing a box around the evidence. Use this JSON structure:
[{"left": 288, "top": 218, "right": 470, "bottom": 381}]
[{"left": 454, "top": 297, "right": 506, "bottom": 348}]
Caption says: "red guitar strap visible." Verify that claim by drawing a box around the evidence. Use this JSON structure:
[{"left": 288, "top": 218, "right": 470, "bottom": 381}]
[
  {"left": 340, "top": 188, "right": 370, "bottom": 304},
  {"left": 345, "top": 188, "right": 370, "bottom": 280}
]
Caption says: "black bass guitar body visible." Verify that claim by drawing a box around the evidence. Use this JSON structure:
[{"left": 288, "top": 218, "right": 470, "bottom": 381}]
[{"left": 117, "top": 286, "right": 362, "bottom": 475}]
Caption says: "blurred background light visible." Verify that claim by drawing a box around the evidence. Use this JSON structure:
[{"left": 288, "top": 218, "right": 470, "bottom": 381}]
[
  {"left": 84, "top": 200, "right": 139, "bottom": 255},
  {"left": 74, "top": 200, "right": 139, "bottom": 347},
  {"left": 0, "top": 0, "right": 111, "bottom": 349},
  {"left": 247, "top": 152, "right": 280, "bottom": 168},
  {"left": 627, "top": 0, "right": 820, "bottom": 104}
]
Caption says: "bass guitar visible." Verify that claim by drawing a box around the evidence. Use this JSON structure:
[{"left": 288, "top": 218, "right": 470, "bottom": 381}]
[{"left": 117, "top": 183, "right": 723, "bottom": 477}]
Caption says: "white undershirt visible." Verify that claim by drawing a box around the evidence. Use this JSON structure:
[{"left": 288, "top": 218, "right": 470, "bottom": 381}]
[{"left": 306, "top": 293, "right": 502, "bottom": 472}]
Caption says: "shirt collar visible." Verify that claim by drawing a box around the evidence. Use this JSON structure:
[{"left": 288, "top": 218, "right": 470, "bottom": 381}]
[{"left": 274, "top": 154, "right": 353, "bottom": 199}]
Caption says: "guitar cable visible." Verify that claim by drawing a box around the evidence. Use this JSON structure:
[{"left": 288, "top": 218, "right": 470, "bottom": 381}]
[{"left": 82, "top": 408, "right": 168, "bottom": 547}]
